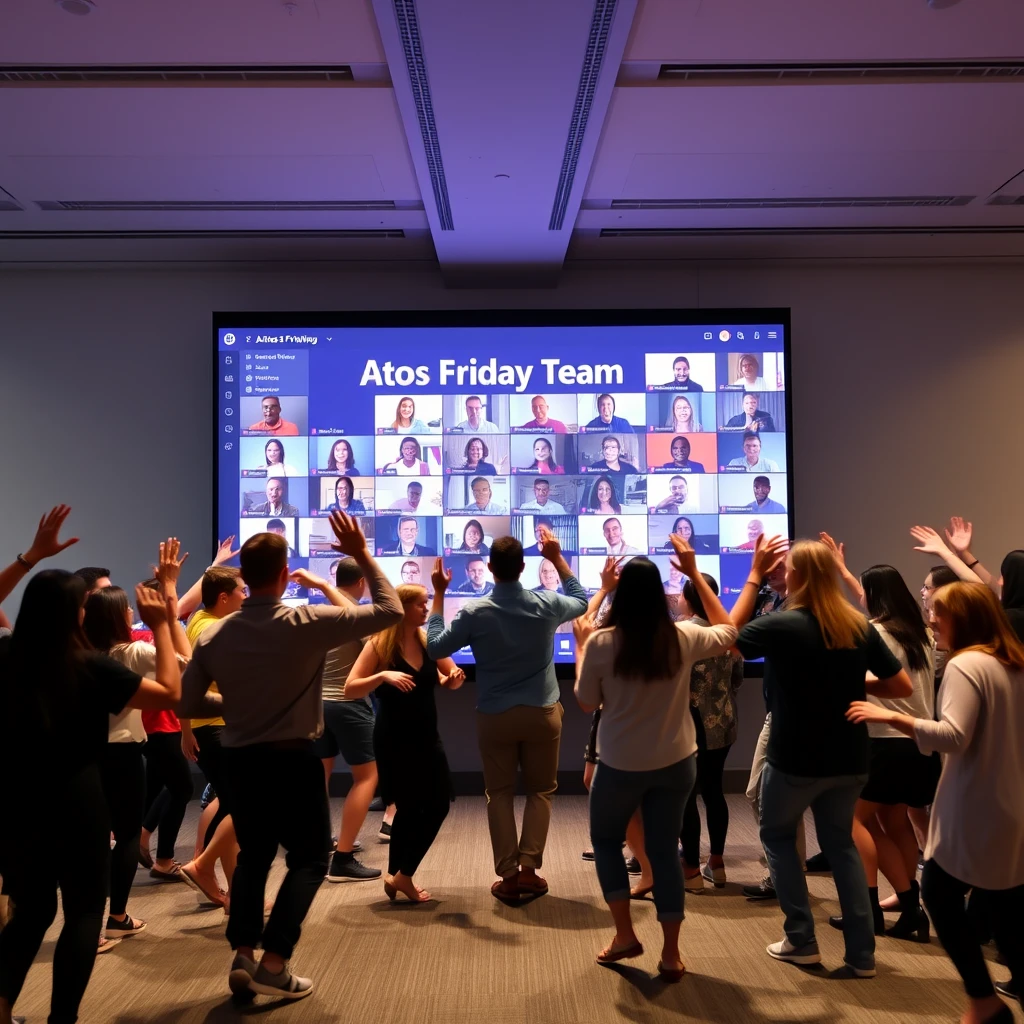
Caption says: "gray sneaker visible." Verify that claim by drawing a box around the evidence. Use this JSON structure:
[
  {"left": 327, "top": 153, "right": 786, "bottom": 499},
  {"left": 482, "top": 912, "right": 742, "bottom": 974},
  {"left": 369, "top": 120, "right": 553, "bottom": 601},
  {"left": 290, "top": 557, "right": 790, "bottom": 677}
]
[
  {"left": 843, "top": 958, "right": 876, "bottom": 978},
  {"left": 766, "top": 938, "right": 821, "bottom": 965},
  {"left": 228, "top": 952, "right": 257, "bottom": 996},
  {"left": 249, "top": 962, "right": 313, "bottom": 999},
  {"left": 326, "top": 852, "right": 382, "bottom": 883}
]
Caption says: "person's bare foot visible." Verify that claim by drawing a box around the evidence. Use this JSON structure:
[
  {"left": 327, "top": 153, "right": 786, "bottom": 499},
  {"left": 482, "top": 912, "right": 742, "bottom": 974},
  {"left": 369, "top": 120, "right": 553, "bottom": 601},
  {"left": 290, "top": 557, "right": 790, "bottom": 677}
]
[
  {"left": 630, "top": 875, "right": 653, "bottom": 897},
  {"left": 388, "top": 872, "right": 431, "bottom": 902}
]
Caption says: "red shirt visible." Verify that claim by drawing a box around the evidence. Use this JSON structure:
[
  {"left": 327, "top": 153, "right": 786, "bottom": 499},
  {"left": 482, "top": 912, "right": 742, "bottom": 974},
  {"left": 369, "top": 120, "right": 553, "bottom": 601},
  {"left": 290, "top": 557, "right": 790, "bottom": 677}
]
[{"left": 130, "top": 626, "right": 181, "bottom": 734}]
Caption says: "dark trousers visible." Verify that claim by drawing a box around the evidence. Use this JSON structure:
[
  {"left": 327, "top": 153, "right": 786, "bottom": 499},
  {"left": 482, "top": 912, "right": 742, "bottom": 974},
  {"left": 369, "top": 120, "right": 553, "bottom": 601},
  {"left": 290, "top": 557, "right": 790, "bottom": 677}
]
[
  {"left": 142, "top": 731, "right": 192, "bottom": 860},
  {"left": 922, "top": 858, "right": 1024, "bottom": 999},
  {"left": 0, "top": 778, "right": 109, "bottom": 1024},
  {"left": 223, "top": 743, "right": 329, "bottom": 960},
  {"left": 194, "top": 725, "right": 229, "bottom": 848},
  {"left": 680, "top": 711, "right": 731, "bottom": 865},
  {"left": 388, "top": 784, "right": 450, "bottom": 878},
  {"left": 97, "top": 742, "right": 145, "bottom": 916}
]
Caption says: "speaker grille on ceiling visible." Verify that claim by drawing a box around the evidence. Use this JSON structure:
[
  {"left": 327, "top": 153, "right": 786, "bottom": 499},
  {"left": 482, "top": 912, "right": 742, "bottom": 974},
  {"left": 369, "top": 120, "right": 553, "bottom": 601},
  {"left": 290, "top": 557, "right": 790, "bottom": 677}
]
[
  {"left": 608, "top": 196, "right": 976, "bottom": 209},
  {"left": 0, "top": 65, "right": 355, "bottom": 84},
  {"left": 656, "top": 61, "right": 1024, "bottom": 84},
  {"left": 392, "top": 0, "right": 453, "bottom": 231},
  {"left": 35, "top": 200, "right": 403, "bottom": 212},
  {"left": 549, "top": 0, "right": 619, "bottom": 231}
]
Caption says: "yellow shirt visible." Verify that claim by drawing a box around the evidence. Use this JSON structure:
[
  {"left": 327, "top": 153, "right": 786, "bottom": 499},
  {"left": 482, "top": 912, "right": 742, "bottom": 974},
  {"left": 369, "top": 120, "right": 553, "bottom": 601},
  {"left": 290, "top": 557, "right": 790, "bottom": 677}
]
[{"left": 185, "top": 609, "right": 225, "bottom": 727}]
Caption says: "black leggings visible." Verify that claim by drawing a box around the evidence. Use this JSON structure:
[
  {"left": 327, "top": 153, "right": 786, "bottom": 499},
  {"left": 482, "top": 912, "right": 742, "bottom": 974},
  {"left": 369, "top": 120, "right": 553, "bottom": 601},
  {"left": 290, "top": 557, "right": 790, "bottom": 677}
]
[
  {"left": 386, "top": 750, "right": 451, "bottom": 879},
  {"left": 194, "top": 725, "right": 230, "bottom": 848},
  {"left": 98, "top": 742, "right": 145, "bottom": 916},
  {"left": 142, "top": 732, "right": 193, "bottom": 861},
  {"left": 0, "top": 781, "right": 109, "bottom": 1024},
  {"left": 922, "top": 857, "right": 1024, "bottom": 999},
  {"left": 680, "top": 711, "right": 731, "bottom": 866}
]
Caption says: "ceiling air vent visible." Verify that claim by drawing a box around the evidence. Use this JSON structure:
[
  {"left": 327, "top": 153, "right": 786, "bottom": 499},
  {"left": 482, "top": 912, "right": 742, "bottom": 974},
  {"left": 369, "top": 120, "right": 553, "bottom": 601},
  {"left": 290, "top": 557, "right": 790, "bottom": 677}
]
[
  {"left": 35, "top": 200, "right": 401, "bottom": 212},
  {"left": 656, "top": 61, "right": 1024, "bottom": 85},
  {"left": 0, "top": 64, "right": 354, "bottom": 85},
  {"left": 987, "top": 195, "right": 1024, "bottom": 206},
  {"left": 608, "top": 196, "right": 975, "bottom": 210}
]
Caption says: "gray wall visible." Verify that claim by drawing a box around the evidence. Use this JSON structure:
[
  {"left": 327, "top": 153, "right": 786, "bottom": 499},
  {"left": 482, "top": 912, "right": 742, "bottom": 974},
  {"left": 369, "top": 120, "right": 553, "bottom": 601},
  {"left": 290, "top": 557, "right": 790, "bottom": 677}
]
[{"left": 4, "top": 260, "right": 1023, "bottom": 771}]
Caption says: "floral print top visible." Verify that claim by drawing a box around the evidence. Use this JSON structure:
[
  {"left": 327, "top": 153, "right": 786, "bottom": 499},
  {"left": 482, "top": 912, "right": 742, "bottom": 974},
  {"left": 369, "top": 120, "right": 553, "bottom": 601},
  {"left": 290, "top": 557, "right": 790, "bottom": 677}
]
[{"left": 687, "top": 616, "right": 744, "bottom": 750}]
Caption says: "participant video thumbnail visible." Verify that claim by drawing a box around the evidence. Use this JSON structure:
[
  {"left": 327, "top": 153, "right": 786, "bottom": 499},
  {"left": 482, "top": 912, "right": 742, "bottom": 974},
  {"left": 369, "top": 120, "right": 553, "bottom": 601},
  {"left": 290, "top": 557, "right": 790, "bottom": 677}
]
[
  {"left": 577, "top": 433, "right": 644, "bottom": 475},
  {"left": 238, "top": 516, "right": 298, "bottom": 556},
  {"left": 513, "top": 514, "right": 579, "bottom": 555},
  {"left": 723, "top": 352, "right": 785, "bottom": 392},
  {"left": 440, "top": 515, "right": 510, "bottom": 556},
  {"left": 645, "top": 392, "right": 717, "bottom": 434},
  {"left": 717, "top": 431, "right": 787, "bottom": 473},
  {"left": 239, "top": 436, "right": 309, "bottom": 478},
  {"left": 579, "top": 514, "right": 647, "bottom": 556},
  {"left": 645, "top": 433, "right": 716, "bottom": 474},
  {"left": 310, "top": 436, "right": 374, "bottom": 476},
  {"left": 298, "top": 517, "right": 376, "bottom": 558},
  {"left": 578, "top": 474, "right": 647, "bottom": 515},
  {"left": 374, "top": 476, "right": 444, "bottom": 515},
  {"left": 308, "top": 476, "right": 375, "bottom": 516},
  {"left": 240, "top": 477, "right": 309, "bottom": 518},
  {"left": 373, "top": 394, "right": 443, "bottom": 434},
  {"left": 719, "top": 513, "right": 789, "bottom": 553},
  {"left": 510, "top": 475, "right": 582, "bottom": 516},
  {"left": 240, "top": 395, "right": 308, "bottom": 436},
  {"left": 441, "top": 434, "right": 511, "bottom": 475},
  {"left": 441, "top": 394, "right": 510, "bottom": 433},
  {"left": 444, "top": 553, "right": 495, "bottom": 596},
  {"left": 444, "top": 476, "right": 511, "bottom": 515},
  {"left": 375, "top": 516, "right": 440, "bottom": 557},
  {"left": 375, "top": 436, "right": 443, "bottom": 475},
  {"left": 716, "top": 391, "right": 785, "bottom": 432},
  {"left": 576, "top": 392, "right": 645, "bottom": 434},
  {"left": 644, "top": 352, "right": 717, "bottom": 393},
  {"left": 648, "top": 514, "right": 719, "bottom": 555},
  {"left": 509, "top": 434, "right": 576, "bottom": 475},
  {"left": 509, "top": 393, "right": 578, "bottom": 433},
  {"left": 718, "top": 473, "right": 787, "bottom": 514},
  {"left": 378, "top": 555, "right": 435, "bottom": 594},
  {"left": 647, "top": 474, "right": 718, "bottom": 516}
]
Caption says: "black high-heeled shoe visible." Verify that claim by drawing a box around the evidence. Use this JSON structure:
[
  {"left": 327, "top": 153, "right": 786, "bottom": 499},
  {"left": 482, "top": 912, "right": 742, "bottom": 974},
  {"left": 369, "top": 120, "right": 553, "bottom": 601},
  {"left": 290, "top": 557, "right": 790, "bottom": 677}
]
[
  {"left": 828, "top": 911, "right": 886, "bottom": 936},
  {"left": 886, "top": 881, "right": 930, "bottom": 943}
]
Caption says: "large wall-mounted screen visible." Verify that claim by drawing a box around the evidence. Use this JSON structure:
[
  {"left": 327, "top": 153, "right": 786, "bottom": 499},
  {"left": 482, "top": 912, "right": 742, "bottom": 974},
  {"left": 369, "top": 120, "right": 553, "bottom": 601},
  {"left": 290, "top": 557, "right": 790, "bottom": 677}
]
[{"left": 215, "top": 310, "right": 792, "bottom": 664}]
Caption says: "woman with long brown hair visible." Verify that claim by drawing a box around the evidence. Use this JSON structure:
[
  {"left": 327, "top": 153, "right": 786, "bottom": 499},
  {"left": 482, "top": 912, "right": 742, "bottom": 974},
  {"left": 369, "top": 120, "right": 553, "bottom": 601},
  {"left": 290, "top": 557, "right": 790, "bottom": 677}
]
[
  {"left": 848, "top": 582, "right": 1024, "bottom": 1024},
  {"left": 346, "top": 583, "right": 465, "bottom": 903},
  {"left": 731, "top": 538, "right": 913, "bottom": 978}
]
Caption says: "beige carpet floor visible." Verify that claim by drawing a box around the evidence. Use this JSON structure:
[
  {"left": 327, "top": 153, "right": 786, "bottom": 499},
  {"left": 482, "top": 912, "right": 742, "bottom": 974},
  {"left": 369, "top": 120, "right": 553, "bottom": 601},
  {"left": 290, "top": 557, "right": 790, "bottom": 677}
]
[{"left": 10, "top": 795, "right": 1011, "bottom": 1023}]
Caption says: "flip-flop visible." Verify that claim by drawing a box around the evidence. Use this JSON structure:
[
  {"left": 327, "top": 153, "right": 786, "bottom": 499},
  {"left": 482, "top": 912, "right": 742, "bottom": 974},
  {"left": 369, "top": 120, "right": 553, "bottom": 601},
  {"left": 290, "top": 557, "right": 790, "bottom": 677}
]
[
  {"left": 177, "top": 863, "right": 222, "bottom": 904},
  {"left": 597, "top": 941, "right": 644, "bottom": 964},
  {"left": 658, "top": 960, "right": 686, "bottom": 982},
  {"left": 491, "top": 878, "right": 522, "bottom": 901},
  {"left": 149, "top": 863, "right": 183, "bottom": 882}
]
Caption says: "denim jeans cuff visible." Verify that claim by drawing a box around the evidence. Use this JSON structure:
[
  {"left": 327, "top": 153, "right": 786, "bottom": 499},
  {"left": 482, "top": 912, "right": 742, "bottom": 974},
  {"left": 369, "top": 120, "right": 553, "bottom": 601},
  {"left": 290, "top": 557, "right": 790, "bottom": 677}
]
[
  {"left": 656, "top": 911, "right": 685, "bottom": 923},
  {"left": 603, "top": 888, "right": 631, "bottom": 904}
]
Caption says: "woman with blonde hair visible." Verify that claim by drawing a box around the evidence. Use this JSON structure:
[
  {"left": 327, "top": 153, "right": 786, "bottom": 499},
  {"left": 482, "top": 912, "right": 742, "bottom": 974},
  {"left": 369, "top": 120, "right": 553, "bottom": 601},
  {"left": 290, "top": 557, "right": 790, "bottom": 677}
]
[
  {"left": 346, "top": 581, "right": 465, "bottom": 903},
  {"left": 665, "top": 395, "right": 701, "bottom": 433},
  {"left": 730, "top": 537, "right": 913, "bottom": 977},
  {"left": 392, "top": 397, "right": 428, "bottom": 434},
  {"left": 848, "top": 583, "right": 1024, "bottom": 1024}
]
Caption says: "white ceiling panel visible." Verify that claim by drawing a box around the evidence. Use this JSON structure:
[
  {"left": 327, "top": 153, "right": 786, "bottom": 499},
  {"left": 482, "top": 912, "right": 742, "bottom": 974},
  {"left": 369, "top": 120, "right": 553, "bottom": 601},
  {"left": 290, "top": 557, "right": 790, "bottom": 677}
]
[
  {"left": 0, "top": 0, "right": 385, "bottom": 65},
  {"left": 626, "top": 0, "right": 1024, "bottom": 63}
]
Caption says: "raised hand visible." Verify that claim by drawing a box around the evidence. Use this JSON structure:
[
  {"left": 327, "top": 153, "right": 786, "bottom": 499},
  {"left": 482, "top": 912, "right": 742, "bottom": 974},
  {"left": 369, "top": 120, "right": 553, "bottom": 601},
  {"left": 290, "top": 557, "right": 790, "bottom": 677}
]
[
  {"left": 819, "top": 531, "right": 847, "bottom": 568},
  {"left": 668, "top": 533, "right": 699, "bottom": 579},
  {"left": 431, "top": 557, "right": 452, "bottom": 594},
  {"left": 329, "top": 511, "right": 368, "bottom": 558},
  {"left": 845, "top": 701, "right": 893, "bottom": 726},
  {"left": 156, "top": 537, "right": 189, "bottom": 590},
  {"left": 945, "top": 516, "right": 973, "bottom": 557},
  {"left": 538, "top": 525, "right": 562, "bottom": 562},
  {"left": 598, "top": 556, "right": 623, "bottom": 592},
  {"left": 750, "top": 534, "right": 789, "bottom": 579},
  {"left": 381, "top": 670, "right": 415, "bottom": 692},
  {"left": 573, "top": 612, "right": 599, "bottom": 649},
  {"left": 289, "top": 568, "right": 327, "bottom": 591},
  {"left": 24, "top": 505, "right": 79, "bottom": 564},
  {"left": 135, "top": 582, "right": 171, "bottom": 628},
  {"left": 213, "top": 535, "right": 240, "bottom": 565},
  {"left": 910, "top": 525, "right": 948, "bottom": 556}
]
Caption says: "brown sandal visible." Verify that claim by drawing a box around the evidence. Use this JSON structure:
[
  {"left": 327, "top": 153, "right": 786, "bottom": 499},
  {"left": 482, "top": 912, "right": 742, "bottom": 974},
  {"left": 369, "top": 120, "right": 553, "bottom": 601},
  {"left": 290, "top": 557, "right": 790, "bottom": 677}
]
[
  {"left": 658, "top": 960, "right": 686, "bottom": 982},
  {"left": 490, "top": 878, "right": 521, "bottom": 901},
  {"left": 516, "top": 873, "right": 549, "bottom": 897},
  {"left": 597, "top": 940, "right": 644, "bottom": 963}
]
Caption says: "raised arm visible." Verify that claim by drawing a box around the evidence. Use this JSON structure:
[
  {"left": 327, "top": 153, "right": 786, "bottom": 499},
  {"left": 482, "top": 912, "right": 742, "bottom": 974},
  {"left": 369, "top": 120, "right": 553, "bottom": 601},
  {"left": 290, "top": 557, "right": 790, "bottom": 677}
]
[
  {"left": 819, "top": 532, "right": 864, "bottom": 604},
  {"left": 128, "top": 584, "right": 183, "bottom": 710},
  {"left": 944, "top": 517, "right": 996, "bottom": 591},
  {"left": 425, "top": 558, "right": 471, "bottom": 658},
  {"left": 177, "top": 535, "right": 239, "bottom": 618},
  {"left": 154, "top": 537, "right": 193, "bottom": 660},
  {"left": 539, "top": 526, "right": 588, "bottom": 620},
  {"left": 0, "top": 505, "right": 79, "bottom": 607},
  {"left": 910, "top": 525, "right": 982, "bottom": 583},
  {"left": 729, "top": 534, "right": 789, "bottom": 627},
  {"left": 586, "top": 557, "right": 622, "bottom": 617},
  {"left": 290, "top": 568, "right": 346, "bottom": 607},
  {"left": 669, "top": 534, "right": 732, "bottom": 627}
]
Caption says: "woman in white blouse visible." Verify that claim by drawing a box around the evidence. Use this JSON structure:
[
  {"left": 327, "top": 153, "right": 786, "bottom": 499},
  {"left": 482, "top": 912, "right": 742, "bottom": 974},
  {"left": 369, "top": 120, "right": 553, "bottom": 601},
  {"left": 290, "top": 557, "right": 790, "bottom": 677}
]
[
  {"left": 574, "top": 536, "right": 736, "bottom": 981},
  {"left": 848, "top": 582, "right": 1024, "bottom": 1024},
  {"left": 256, "top": 439, "right": 301, "bottom": 477}
]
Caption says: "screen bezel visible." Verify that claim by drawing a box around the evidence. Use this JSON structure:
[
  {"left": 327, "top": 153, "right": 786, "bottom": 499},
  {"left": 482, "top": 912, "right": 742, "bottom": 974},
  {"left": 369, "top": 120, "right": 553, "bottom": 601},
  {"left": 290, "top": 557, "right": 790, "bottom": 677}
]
[{"left": 213, "top": 307, "right": 793, "bottom": 679}]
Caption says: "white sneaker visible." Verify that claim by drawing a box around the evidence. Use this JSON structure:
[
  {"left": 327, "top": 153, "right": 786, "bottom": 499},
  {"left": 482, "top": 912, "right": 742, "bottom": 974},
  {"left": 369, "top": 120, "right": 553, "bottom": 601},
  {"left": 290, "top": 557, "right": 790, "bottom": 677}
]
[
  {"left": 766, "top": 938, "right": 821, "bottom": 965},
  {"left": 684, "top": 872, "right": 704, "bottom": 893},
  {"left": 249, "top": 962, "right": 313, "bottom": 999},
  {"left": 228, "top": 952, "right": 257, "bottom": 996}
]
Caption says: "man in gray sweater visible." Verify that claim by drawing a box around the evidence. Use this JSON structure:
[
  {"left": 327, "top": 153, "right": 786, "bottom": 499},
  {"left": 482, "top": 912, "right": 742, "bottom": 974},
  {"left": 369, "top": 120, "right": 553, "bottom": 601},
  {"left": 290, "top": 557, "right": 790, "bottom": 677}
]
[{"left": 180, "top": 511, "right": 402, "bottom": 1001}]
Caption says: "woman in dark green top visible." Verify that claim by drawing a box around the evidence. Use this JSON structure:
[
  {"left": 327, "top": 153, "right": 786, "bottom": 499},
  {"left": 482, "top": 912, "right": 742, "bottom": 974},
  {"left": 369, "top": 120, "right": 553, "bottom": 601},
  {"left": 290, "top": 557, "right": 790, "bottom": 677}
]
[{"left": 734, "top": 539, "right": 912, "bottom": 978}]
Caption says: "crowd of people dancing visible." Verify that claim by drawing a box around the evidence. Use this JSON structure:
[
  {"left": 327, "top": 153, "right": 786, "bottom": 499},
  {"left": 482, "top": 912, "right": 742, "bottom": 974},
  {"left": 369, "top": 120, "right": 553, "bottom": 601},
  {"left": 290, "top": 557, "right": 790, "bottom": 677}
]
[{"left": 0, "top": 505, "right": 1022, "bottom": 1024}]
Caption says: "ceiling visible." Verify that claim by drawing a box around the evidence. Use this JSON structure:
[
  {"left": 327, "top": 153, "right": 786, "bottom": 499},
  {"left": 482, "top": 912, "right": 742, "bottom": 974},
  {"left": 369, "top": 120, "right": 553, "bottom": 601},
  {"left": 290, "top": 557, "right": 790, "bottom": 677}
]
[{"left": 2, "top": 0, "right": 1024, "bottom": 280}]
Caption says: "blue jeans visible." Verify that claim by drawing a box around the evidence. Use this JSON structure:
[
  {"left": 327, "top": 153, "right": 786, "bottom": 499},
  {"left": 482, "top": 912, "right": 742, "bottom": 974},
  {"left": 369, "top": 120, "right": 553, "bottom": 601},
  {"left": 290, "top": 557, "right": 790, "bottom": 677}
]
[
  {"left": 589, "top": 754, "right": 696, "bottom": 922},
  {"left": 759, "top": 764, "right": 874, "bottom": 968}
]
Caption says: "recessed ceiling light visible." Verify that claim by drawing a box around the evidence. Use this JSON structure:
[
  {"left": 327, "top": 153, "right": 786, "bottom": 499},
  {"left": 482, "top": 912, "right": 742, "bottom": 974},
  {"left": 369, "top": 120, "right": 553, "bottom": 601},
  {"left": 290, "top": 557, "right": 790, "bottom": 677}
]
[{"left": 55, "top": 0, "right": 96, "bottom": 14}]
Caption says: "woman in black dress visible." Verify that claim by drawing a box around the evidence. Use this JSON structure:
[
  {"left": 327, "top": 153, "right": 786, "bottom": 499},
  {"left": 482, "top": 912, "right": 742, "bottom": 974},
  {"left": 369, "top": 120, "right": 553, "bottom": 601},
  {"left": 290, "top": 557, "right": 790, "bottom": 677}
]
[{"left": 346, "top": 584, "right": 465, "bottom": 902}]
